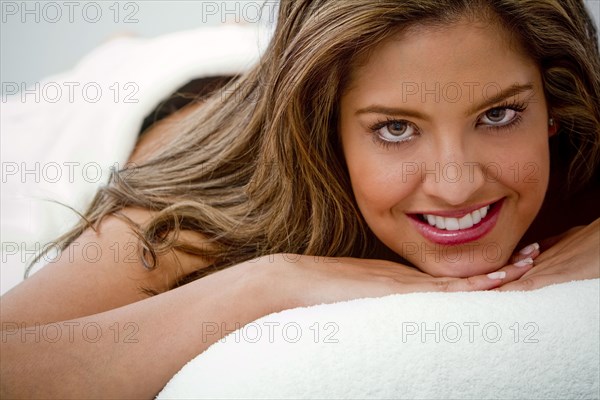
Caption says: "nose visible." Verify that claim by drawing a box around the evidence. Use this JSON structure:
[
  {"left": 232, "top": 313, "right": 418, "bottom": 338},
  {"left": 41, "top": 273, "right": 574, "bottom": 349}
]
[{"left": 420, "top": 137, "right": 486, "bottom": 206}]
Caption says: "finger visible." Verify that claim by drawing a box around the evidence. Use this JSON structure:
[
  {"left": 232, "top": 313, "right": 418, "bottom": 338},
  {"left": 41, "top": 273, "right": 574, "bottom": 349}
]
[
  {"left": 509, "top": 242, "right": 540, "bottom": 264},
  {"left": 436, "top": 258, "right": 535, "bottom": 292},
  {"left": 496, "top": 256, "right": 535, "bottom": 284},
  {"left": 492, "top": 277, "right": 540, "bottom": 292}
]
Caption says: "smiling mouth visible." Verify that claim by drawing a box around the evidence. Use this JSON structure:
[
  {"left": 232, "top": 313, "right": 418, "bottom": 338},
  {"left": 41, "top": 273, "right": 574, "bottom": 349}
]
[{"left": 407, "top": 199, "right": 504, "bottom": 245}]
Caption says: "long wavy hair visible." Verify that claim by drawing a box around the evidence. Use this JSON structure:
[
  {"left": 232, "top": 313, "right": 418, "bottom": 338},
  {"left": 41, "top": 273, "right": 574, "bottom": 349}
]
[{"left": 33, "top": 0, "right": 600, "bottom": 291}]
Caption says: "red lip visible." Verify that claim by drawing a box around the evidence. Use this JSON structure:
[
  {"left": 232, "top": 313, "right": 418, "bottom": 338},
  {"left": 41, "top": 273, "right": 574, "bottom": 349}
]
[{"left": 408, "top": 199, "right": 504, "bottom": 246}]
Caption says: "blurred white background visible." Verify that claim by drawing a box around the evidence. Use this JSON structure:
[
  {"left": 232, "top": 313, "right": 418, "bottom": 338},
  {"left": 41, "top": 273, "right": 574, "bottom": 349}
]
[{"left": 0, "top": 0, "right": 278, "bottom": 93}]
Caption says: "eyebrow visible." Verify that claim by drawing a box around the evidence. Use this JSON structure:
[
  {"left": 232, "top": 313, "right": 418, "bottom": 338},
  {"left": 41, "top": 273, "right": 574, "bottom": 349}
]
[
  {"left": 466, "top": 82, "right": 534, "bottom": 115},
  {"left": 354, "top": 105, "right": 428, "bottom": 120},
  {"left": 354, "top": 82, "right": 535, "bottom": 119}
]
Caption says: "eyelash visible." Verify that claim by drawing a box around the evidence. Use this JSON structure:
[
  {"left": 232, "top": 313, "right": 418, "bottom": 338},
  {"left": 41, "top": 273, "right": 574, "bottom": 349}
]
[{"left": 368, "top": 101, "right": 528, "bottom": 150}]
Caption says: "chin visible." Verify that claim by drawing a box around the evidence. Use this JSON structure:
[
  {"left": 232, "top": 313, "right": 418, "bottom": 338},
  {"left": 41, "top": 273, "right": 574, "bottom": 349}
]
[{"left": 416, "top": 258, "right": 506, "bottom": 278}]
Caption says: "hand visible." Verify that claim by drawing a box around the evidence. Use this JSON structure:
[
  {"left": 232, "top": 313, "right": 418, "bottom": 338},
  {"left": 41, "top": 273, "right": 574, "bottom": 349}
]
[
  {"left": 249, "top": 251, "right": 538, "bottom": 309},
  {"left": 495, "top": 218, "right": 600, "bottom": 291}
]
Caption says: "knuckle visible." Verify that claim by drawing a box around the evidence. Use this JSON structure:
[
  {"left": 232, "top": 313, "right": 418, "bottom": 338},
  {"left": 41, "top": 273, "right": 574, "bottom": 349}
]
[
  {"left": 515, "top": 277, "right": 536, "bottom": 290},
  {"left": 434, "top": 279, "right": 450, "bottom": 292},
  {"left": 520, "top": 277, "right": 536, "bottom": 289},
  {"left": 381, "top": 273, "right": 402, "bottom": 285},
  {"left": 464, "top": 276, "right": 479, "bottom": 289}
]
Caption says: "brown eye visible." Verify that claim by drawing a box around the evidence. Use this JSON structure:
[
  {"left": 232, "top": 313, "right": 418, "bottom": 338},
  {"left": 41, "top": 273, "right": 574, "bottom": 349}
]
[
  {"left": 480, "top": 108, "right": 517, "bottom": 126},
  {"left": 486, "top": 108, "right": 507, "bottom": 122},
  {"left": 377, "top": 120, "right": 417, "bottom": 143},
  {"left": 388, "top": 121, "right": 408, "bottom": 136}
]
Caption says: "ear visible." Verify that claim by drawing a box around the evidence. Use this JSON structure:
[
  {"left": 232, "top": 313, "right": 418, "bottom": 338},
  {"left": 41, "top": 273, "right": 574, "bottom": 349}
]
[{"left": 548, "top": 117, "right": 559, "bottom": 137}]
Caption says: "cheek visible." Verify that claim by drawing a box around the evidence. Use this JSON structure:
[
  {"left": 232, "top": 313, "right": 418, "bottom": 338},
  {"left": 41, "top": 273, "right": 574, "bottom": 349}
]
[
  {"left": 494, "top": 133, "right": 550, "bottom": 206},
  {"left": 344, "top": 142, "right": 417, "bottom": 220}
]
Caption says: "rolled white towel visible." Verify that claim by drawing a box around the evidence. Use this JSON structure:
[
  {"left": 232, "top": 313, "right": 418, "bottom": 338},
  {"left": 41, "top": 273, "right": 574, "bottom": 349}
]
[{"left": 158, "top": 278, "right": 600, "bottom": 399}]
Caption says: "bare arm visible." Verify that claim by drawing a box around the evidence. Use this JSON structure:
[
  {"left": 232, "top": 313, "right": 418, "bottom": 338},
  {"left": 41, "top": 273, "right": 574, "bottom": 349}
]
[{"left": 1, "top": 260, "right": 271, "bottom": 399}]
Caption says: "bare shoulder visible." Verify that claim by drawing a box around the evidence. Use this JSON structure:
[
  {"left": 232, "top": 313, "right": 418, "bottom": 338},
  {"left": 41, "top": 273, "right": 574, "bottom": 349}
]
[{"left": 1, "top": 207, "right": 212, "bottom": 326}]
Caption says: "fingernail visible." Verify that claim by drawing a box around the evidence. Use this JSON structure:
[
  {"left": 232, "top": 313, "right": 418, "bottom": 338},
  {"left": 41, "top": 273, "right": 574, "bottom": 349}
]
[
  {"left": 487, "top": 271, "right": 506, "bottom": 280},
  {"left": 518, "top": 242, "right": 539, "bottom": 255},
  {"left": 514, "top": 257, "right": 534, "bottom": 268}
]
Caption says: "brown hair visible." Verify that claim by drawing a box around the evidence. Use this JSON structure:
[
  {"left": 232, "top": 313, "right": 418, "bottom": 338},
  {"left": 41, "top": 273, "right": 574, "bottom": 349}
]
[{"left": 32, "top": 0, "right": 600, "bottom": 292}]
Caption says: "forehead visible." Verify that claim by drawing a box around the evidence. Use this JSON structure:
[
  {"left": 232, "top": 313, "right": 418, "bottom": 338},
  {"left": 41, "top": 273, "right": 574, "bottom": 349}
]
[{"left": 343, "top": 18, "right": 539, "bottom": 101}]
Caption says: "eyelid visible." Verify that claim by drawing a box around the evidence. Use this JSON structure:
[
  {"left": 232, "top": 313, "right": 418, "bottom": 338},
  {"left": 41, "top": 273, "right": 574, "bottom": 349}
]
[
  {"left": 369, "top": 118, "right": 419, "bottom": 135},
  {"left": 369, "top": 117, "right": 415, "bottom": 130}
]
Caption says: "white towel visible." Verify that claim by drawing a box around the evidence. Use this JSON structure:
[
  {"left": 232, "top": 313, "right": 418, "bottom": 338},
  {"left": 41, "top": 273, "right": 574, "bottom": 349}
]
[{"left": 158, "top": 278, "right": 600, "bottom": 399}]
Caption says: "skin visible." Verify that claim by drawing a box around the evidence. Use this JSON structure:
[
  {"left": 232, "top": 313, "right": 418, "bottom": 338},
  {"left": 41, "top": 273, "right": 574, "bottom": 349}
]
[{"left": 340, "top": 18, "right": 554, "bottom": 278}]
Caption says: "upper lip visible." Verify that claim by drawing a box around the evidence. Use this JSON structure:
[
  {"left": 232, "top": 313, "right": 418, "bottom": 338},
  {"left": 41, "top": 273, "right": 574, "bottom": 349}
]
[{"left": 408, "top": 199, "right": 501, "bottom": 218}]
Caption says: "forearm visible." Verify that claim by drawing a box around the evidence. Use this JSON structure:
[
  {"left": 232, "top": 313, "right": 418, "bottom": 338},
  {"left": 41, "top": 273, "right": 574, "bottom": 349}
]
[{"left": 0, "top": 262, "right": 271, "bottom": 399}]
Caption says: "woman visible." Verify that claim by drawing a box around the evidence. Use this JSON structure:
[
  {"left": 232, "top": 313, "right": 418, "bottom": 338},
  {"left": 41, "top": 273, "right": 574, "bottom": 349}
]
[{"left": 1, "top": 0, "right": 599, "bottom": 398}]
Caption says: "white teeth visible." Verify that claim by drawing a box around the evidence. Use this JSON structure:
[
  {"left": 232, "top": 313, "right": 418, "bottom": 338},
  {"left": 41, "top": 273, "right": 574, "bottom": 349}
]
[
  {"left": 435, "top": 216, "right": 446, "bottom": 229},
  {"left": 427, "top": 214, "right": 436, "bottom": 226},
  {"left": 472, "top": 209, "right": 482, "bottom": 224},
  {"left": 445, "top": 218, "right": 460, "bottom": 231},
  {"left": 458, "top": 213, "right": 474, "bottom": 229},
  {"left": 422, "top": 204, "right": 491, "bottom": 231},
  {"left": 480, "top": 205, "right": 488, "bottom": 219}
]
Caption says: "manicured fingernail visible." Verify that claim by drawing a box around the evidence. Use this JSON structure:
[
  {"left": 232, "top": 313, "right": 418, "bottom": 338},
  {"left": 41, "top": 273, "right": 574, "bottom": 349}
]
[
  {"left": 487, "top": 271, "right": 506, "bottom": 280},
  {"left": 514, "top": 257, "right": 534, "bottom": 268},
  {"left": 518, "top": 242, "right": 539, "bottom": 255}
]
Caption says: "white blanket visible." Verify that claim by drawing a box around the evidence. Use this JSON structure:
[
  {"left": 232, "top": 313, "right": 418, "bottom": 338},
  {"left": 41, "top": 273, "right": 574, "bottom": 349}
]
[
  {"left": 159, "top": 278, "right": 600, "bottom": 399},
  {"left": 1, "top": 24, "right": 269, "bottom": 294}
]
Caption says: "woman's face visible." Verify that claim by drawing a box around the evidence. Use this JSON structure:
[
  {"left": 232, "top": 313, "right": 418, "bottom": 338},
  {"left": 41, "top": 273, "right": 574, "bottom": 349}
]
[{"left": 339, "top": 18, "right": 552, "bottom": 277}]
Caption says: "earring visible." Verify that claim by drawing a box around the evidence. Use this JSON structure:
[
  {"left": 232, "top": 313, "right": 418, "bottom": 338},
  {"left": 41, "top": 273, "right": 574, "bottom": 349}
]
[{"left": 549, "top": 117, "right": 555, "bottom": 126}]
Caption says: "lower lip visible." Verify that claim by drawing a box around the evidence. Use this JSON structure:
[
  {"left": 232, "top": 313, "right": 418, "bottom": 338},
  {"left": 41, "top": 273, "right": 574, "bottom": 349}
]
[{"left": 408, "top": 199, "right": 504, "bottom": 246}]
